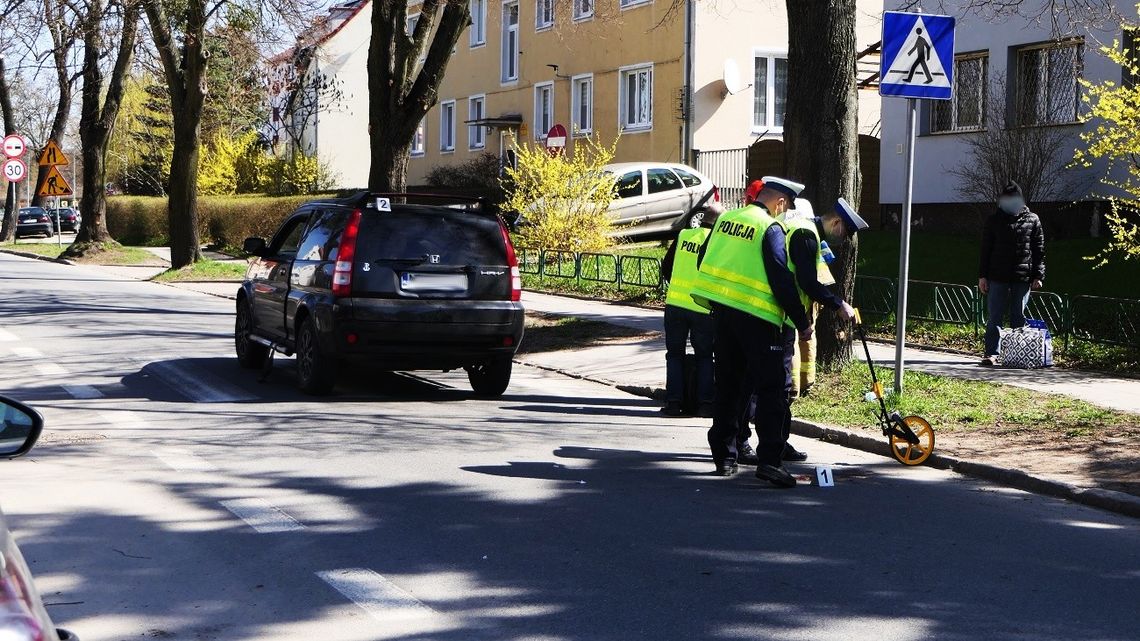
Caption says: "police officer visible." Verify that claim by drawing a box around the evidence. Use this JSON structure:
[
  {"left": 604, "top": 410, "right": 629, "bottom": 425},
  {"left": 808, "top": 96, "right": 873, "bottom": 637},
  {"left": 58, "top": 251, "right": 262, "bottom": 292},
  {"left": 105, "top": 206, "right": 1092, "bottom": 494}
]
[
  {"left": 690, "top": 177, "right": 812, "bottom": 487},
  {"left": 659, "top": 211, "right": 719, "bottom": 417}
]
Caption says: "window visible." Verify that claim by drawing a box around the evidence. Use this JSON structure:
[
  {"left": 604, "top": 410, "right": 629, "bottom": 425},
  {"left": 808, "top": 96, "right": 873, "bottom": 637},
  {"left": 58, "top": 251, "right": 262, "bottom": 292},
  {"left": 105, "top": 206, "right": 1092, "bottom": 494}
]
[
  {"left": 406, "top": 13, "right": 418, "bottom": 35},
  {"left": 536, "top": 0, "right": 554, "bottom": 30},
  {"left": 534, "top": 82, "right": 554, "bottom": 140},
  {"left": 930, "top": 53, "right": 988, "bottom": 133},
  {"left": 620, "top": 64, "right": 653, "bottom": 131},
  {"left": 502, "top": 2, "right": 519, "bottom": 82},
  {"left": 412, "top": 119, "right": 426, "bottom": 156},
  {"left": 297, "top": 210, "right": 348, "bottom": 262},
  {"left": 753, "top": 53, "right": 788, "bottom": 130},
  {"left": 615, "top": 171, "right": 644, "bottom": 199},
  {"left": 573, "top": 0, "right": 593, "bottom": 20},
  {"left": 672, "top": 167, "right": 702, "bottom": 188},
  {"left": 647, "top": 168, "right": 683, "bottom": 194},
  {"left": 468, "top": 95, "right": 486, "bottom": 149},
  {"left": 1014, "top": 40, "right": 1083, "bottom": 126},
  {"left": 470, "top": 0, "right": 486, "bottom": 46},
  {"left": 571, "top": 74, "right": 593, "bottom": 135},
  {"left": 440, "top": 100, "right": 456, "bottom": 151},
  {"left": 270, "top": 214, "right": 310, "bottom": 257},
  {"left": 620, "top": 0, "right": 650, "bottom": 7}
]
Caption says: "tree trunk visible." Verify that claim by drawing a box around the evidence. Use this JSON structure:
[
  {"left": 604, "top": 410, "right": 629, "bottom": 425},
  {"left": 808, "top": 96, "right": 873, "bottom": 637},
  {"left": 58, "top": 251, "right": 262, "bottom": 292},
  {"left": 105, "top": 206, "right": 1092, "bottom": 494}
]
[
  {"left": 70, "top": 0, "right": 138, "bottom": 252},
  {"left": 0, "top": 56, "right": 17, "bottom": 243},
  {"left": 167, "top": 115, "right": 204, "bottom": 266},
  {"left": 784, "top": 0, "right": 861, "bottom": 370},
  {"left": 368, "top": 120, "right": 413, "bottom": 192}
]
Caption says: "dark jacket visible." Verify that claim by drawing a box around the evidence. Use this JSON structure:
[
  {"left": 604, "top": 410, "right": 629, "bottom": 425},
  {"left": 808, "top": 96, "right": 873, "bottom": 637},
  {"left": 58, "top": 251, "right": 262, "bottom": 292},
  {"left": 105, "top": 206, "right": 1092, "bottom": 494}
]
[{"left": 979, "top": 208, "right": 1045, "bottom": 283}]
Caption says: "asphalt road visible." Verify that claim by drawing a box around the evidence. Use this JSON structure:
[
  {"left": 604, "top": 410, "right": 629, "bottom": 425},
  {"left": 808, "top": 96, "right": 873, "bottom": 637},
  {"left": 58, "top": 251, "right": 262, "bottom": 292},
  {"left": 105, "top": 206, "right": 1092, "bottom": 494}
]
[{"left": 0, "top": 251, "right": 1137, "bottom": 641}]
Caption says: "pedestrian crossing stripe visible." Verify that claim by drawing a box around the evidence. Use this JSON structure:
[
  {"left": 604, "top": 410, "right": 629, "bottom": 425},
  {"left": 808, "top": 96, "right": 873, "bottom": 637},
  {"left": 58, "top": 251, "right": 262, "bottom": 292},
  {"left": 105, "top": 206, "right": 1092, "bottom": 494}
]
[{"left": 879, "top": 12, "right": 956, "bottom": 100}]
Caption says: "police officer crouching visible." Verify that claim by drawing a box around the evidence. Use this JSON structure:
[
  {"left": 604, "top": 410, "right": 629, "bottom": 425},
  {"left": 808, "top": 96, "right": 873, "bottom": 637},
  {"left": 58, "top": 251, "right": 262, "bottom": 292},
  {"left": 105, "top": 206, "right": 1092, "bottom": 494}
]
[
  {"left": 659, "top": 210, "right": 720, "bottom": 417},
  {"left": 690, "top": 178, "right": 812, "bottom": 487}
]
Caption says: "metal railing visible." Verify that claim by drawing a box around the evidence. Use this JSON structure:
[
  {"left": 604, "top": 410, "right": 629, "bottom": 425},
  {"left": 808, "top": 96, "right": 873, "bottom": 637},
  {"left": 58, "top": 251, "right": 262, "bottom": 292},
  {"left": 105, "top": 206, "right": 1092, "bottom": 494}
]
[
  {"left": 520, "top": 248, "right": 663, "bottom": 291},
  {"left": 854, "top": 275, "right": 1139, "bottom": 348}
]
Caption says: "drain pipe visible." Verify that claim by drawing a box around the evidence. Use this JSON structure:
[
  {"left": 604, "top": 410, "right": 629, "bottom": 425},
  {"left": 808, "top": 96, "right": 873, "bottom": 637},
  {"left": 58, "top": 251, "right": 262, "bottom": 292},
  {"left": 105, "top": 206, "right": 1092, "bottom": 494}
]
[{"left": 682, "top": 0, "right": 695, "bottom": 165}]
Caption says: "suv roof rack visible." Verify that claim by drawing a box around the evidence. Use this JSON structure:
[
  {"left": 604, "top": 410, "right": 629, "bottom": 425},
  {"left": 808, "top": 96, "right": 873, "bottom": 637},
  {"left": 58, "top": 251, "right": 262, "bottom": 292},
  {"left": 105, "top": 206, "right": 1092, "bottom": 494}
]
[{"left": 320, "top": 190, "right": 487, "bottom": 212}]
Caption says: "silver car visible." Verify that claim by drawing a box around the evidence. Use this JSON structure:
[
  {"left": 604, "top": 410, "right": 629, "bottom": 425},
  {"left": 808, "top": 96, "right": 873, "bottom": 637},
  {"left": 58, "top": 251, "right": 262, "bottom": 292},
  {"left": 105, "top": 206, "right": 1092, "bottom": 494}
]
[
  {"left": 1, "top": 395, "right": 77, "bottom": 641},
  {"left": 603, "top": 162, "right": 723, "bottom": 238}
]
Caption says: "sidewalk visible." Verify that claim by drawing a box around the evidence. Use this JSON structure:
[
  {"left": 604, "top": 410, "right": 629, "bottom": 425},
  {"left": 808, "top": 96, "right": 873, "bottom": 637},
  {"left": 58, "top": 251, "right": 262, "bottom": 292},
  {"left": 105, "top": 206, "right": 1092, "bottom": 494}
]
[{"left": 521, "top": 291, "right": 1140, "bottom": 414}]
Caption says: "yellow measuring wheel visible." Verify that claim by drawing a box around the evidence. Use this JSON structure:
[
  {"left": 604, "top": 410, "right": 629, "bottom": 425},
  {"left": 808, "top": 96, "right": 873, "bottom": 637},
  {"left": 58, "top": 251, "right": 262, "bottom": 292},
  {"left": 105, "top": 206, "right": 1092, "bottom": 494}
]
[
  {"left": 888, "top": 415, "right": 935, "bottom": 466},
  {"left": 853, "top": 309, "right": 937, "bottom": 467}
]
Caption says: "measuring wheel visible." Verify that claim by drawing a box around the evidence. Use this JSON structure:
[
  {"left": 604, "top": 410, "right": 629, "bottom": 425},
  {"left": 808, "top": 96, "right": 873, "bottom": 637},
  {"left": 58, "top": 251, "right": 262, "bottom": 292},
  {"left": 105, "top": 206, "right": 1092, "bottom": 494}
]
[{"left": 888, "top": 415, "right": 936, "bottom": 466}]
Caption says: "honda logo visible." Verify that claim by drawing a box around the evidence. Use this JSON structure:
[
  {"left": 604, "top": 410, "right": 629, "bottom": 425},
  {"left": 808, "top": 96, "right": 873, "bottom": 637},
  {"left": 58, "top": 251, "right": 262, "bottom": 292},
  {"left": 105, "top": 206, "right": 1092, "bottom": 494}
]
[{"left": 429, "top": 255, "right": 441, "bottom": 264}]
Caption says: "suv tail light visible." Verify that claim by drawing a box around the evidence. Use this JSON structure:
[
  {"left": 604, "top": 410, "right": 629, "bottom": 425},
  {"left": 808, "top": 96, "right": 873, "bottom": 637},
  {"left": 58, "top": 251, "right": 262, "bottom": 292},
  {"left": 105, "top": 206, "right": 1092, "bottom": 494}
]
[
  {"left": 498, "top": 221, "right": 522, "bottom": 302},
  {"left": 332, "top": 209, "right": 363, "bottom": 297},
  {"left": 0, "top": 553, "right": 45, "bottom": 641}
]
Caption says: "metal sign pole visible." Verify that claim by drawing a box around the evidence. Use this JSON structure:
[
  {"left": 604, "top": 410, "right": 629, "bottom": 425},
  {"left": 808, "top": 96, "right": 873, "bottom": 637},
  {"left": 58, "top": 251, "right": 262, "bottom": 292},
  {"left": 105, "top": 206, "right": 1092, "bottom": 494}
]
[
  {"left": 55, "top": 196, "right": 62, "bottom": 248},
  {"left": 894, "top": 97, "right": 918, "bottom": 392}
]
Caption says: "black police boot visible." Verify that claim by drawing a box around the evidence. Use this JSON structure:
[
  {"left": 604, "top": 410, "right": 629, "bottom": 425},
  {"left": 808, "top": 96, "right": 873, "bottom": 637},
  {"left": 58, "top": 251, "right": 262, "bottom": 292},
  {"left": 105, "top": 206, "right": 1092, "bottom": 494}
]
[
  {"left": 755, "top": 464, "right": 797, "bottom": 488},
  {"left": 659, "top": 402, "right": 683, "bottom": 417},
  {"left": 737, "top": 442, "right": 760, "bottom": 466},
  {"left": 782, "top": 443, "right": 808, "bottom": 462}
]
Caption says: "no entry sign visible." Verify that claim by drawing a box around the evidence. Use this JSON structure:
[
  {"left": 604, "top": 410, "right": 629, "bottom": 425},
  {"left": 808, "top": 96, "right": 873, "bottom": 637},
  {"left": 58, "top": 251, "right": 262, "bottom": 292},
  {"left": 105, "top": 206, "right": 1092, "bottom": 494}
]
[{"left": 2, "top": 134, "right": 27, "bottom": 159}]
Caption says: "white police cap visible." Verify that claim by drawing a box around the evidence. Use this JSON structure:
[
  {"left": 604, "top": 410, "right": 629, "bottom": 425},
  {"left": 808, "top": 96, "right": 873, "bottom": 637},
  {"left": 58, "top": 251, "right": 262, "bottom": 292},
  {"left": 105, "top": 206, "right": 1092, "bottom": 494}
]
[
  {"left": 834, "top": 197, "right": 869, "bottom": 235},
  {"left": 760, "top": 176, "right": 805, "bottom": 199}
]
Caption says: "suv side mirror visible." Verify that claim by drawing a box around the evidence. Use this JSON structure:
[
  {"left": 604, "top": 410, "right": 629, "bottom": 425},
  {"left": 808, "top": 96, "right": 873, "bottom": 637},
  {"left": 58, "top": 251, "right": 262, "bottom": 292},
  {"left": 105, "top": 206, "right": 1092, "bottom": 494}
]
[
  {"left": 0, "top": 396, "right": 43, "bottom": 459},
  {"left": 243, "top": 237, "right": 267, "bottom": 257}
]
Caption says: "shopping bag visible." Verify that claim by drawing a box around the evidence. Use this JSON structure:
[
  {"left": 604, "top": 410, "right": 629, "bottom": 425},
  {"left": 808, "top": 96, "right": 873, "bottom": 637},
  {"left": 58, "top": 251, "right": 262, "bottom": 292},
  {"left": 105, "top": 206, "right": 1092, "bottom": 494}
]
[{"left": 999, "top": 321, "right": 1053, "bottom": 369}]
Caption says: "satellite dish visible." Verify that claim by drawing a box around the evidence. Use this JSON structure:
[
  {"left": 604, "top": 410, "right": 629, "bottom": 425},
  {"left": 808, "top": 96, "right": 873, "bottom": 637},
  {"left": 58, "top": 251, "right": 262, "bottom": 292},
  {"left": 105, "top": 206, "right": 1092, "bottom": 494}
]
[{"left": 722, "top": 58, "right": 743, "bottom": 96}]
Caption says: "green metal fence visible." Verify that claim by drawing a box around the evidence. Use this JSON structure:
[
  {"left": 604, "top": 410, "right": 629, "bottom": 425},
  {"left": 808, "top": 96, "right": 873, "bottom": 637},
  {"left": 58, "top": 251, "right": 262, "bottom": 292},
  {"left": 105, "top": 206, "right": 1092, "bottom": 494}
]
[{"left": 520, "top": 248, "right": 664, "bottom": 291}]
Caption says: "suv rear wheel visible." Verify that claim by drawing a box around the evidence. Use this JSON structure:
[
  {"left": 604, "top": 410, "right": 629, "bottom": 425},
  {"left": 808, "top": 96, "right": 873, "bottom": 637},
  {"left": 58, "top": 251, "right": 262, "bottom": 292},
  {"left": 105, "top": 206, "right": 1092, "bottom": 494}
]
[
  {"left": 235, "top": 299, "right": 269, "bottom": 369},
  {"left": 466, "top": 357, "right": 512, "bottom": 397},
  {"left": 296, "top": 316, "right": 336, "bottom": 395}
]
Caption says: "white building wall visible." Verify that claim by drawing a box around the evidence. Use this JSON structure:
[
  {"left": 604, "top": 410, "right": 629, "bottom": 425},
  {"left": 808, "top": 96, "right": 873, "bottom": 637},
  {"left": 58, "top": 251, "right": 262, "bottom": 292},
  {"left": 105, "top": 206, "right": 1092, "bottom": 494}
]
[
  {"left": 691, "top": 1, "right": 883, "bottom": 153},
  {"left": 313, "top": 2, "right": 373, "bottom": 189},
  {"left": 879, "top": 1, "right": 1127, "bottom": 206}
]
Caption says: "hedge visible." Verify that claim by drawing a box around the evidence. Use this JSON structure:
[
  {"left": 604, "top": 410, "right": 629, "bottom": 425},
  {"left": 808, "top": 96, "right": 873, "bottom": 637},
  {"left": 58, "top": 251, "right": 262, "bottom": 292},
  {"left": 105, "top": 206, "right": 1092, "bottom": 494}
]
[{"left": 107, "top": 194, "right": 321, "bottom": 249}]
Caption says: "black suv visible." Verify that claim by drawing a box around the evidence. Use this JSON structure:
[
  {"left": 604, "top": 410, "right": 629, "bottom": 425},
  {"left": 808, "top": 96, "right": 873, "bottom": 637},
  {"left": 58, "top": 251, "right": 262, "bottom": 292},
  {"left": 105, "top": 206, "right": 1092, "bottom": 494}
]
[{"left": 236, "top": 192, "right": 525, "bottom": 396}]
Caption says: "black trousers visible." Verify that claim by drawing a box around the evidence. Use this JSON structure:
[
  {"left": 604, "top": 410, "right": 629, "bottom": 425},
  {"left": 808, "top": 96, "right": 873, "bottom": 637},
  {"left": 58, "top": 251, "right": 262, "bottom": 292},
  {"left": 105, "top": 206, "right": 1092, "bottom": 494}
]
[
  {"left": 707, "top": 304, "right": 791, "bottom": 467},
  {"left": 739, "top": 325, "right": 797, "bottom": 444}
]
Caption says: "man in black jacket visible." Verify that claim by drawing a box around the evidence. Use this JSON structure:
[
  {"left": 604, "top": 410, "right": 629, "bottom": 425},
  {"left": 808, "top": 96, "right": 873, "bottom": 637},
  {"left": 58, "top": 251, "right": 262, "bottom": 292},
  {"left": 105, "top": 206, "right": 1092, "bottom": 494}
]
[{"left": 979, "top": 181, "right": 1046, "bottom": 366}]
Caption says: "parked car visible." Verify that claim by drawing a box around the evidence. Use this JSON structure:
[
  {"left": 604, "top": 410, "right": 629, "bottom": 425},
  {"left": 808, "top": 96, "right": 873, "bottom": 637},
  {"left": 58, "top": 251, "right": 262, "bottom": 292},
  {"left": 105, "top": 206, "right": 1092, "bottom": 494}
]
[
  {"left": 0, "top": 395, "right": 77, "bottom": 641},
  {"left": 236, "top": 192, "right": 525, "bottom": 396},
  {"left": 603, "top": 162, "right": 722, "bottom": 238},
  {"left": 14, "top": 208, "right": 53, "bottom": 239},
  {"left": 48, "top": 208, "right": 80, "bottom": 233}
]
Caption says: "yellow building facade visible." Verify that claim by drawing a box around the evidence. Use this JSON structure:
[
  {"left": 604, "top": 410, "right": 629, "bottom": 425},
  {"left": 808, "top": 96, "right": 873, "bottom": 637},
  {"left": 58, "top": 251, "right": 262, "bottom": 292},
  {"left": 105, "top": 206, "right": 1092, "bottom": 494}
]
[{"left": 408, "top": 0, "right": 687, "bottom": 184}]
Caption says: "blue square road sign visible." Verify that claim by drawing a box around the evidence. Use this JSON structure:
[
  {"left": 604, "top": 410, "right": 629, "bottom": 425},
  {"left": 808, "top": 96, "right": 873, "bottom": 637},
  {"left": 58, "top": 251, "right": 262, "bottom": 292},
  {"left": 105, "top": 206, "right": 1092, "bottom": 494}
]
[{"left": 879, "top": 11, "right": 956, "bottom": 100}]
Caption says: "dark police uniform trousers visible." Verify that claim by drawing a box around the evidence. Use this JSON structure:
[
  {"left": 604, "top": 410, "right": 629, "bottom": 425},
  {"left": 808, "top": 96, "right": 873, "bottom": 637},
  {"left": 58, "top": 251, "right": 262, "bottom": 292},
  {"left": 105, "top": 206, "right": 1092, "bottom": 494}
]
[{"left": 707, "top": 303, "right": 792, "bottom": 467}]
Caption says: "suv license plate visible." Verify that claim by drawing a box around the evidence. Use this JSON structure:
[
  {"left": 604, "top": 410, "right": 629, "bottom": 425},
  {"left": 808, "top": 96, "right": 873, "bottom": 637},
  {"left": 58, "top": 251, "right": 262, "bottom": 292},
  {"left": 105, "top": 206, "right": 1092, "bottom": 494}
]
[{"left": 400, "top": 272, "right": 468, "bottom": 293}]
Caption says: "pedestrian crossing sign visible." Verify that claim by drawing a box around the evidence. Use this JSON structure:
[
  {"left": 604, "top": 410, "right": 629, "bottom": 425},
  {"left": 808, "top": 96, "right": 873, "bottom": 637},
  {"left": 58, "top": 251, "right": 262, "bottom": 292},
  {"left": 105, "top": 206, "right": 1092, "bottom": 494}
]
[{"left": 879, "top": 11, "right": 955, "bottom": 100}]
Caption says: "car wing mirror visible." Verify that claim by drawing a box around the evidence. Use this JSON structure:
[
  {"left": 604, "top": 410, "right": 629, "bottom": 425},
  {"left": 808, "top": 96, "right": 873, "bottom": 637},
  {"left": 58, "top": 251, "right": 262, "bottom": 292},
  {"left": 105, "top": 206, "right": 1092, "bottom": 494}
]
[
  {"left": 243, "top": 237, "right": 267, "bottom": 257},
  {"left": 0, "top": 396, "right": 44, "bottom": 459}
]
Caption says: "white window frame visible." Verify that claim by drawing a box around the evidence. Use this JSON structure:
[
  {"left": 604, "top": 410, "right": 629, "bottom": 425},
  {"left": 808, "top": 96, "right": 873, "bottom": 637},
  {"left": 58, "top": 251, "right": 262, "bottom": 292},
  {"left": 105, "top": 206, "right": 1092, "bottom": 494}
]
[
  {"left": 470, "top": 0, "right": 487, "bottom": 47},
  {"left": 571, "top": 73, "right": 593, "bottom": 136},
  {"left": 501, "top": 1, "right": 520, "bottom": 83},
  {"left": 752, "top": 49, "right": 788, "bottom": 133},
  {"left": 536, "top": 0, "right": 554, "bottom": 30},
  {"left": 573, "top": 0, "right": 594, "bottom": 21},
  {"left": 412, "top": 119, "right": 426, "bottom": 157},
  {"left": 930, "top": 53, "right": 988, "bottom": 134},
  {"left": 406, "top": 12, "right": 419, "bottom": 35},
  {"left": 534, "top": 81, "right": 554, "bottom": 140},
  {"left": 619, "top": 63, "right": 654, "bottom": 132},
  {"left": 440, "top": 100, "right": 457, "bottom": 152},
  {"left": 620, "top": 0, "right": 651, "bottom": 9},
  {"left": 468, "top": 94, "right": 486, "bottom": 149}
]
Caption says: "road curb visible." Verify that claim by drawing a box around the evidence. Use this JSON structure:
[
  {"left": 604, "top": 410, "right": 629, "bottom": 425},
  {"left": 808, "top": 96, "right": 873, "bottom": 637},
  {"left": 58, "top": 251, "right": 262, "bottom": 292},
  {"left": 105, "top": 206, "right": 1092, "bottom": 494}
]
[
  {"left": 518, "top": 357, "right": 1140, "bottom": 519},
  {"left": 0, "top": 248, "right": 74, "bottom": 265}
]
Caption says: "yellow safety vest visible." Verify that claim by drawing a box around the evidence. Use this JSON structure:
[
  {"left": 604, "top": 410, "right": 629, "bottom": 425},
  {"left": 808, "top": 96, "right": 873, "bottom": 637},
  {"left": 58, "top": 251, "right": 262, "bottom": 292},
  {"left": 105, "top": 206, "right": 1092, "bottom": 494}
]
[
  {"left": 690, "top": 205, "right": 786, "bottom": 327},
  {"left": 665, "top": 227, "right": 712, "bottom": 314},
  {"left": 779, "top": 216, "right": 835, "bottom": 327}
]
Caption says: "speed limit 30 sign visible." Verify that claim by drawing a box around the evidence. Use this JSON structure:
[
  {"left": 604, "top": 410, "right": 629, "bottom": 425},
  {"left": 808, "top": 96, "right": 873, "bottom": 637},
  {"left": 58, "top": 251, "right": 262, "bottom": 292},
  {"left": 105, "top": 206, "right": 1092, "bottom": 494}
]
[{"left": 3, "top": 158, "right": 28, "bottom": 182}]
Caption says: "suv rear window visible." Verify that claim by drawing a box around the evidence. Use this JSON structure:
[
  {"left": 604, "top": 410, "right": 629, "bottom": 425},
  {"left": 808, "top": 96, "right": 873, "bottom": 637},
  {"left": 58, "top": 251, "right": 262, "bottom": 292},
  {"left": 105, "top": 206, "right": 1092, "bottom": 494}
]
[{"left": 357, "top": 207, "right": 507, "bottom": 265}]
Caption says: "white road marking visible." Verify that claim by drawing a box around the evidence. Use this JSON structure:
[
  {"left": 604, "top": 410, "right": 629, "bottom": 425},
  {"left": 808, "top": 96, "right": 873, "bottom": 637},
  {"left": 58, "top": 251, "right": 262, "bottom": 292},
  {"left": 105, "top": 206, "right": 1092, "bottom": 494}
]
[
  {"left": 35, "top": 363, "right": 68, "bottom": 376},
  {"left": 62, "top": 384, "right": 104, "bottom": 399},
  {"left": 220, "top": 498, "right": 305, "bottom": 533},
  {"left": 316, "top": 569, "right": 435, "bottom": 622},
  {"left": 98, "top": 410, "right": 146, "bottom": 429},
  {"left": 141, "top": 359, "right": 257, "bottom": 403},
  {"left": 155, "top": 450, "right": 217, "bottom": 472},
  {"left": 0, "top": 328, "right": 17, "bottom": 342},
  {"left": 12, "top": 347, "right": 43, "bottom": 358}
]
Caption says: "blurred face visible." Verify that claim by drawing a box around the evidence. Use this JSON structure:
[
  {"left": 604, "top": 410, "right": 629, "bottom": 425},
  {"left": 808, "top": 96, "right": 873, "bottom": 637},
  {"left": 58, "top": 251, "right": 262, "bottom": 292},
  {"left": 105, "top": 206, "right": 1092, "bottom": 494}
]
[{"left": 821, "top": 214, "right": 848, "bottom": 245}]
